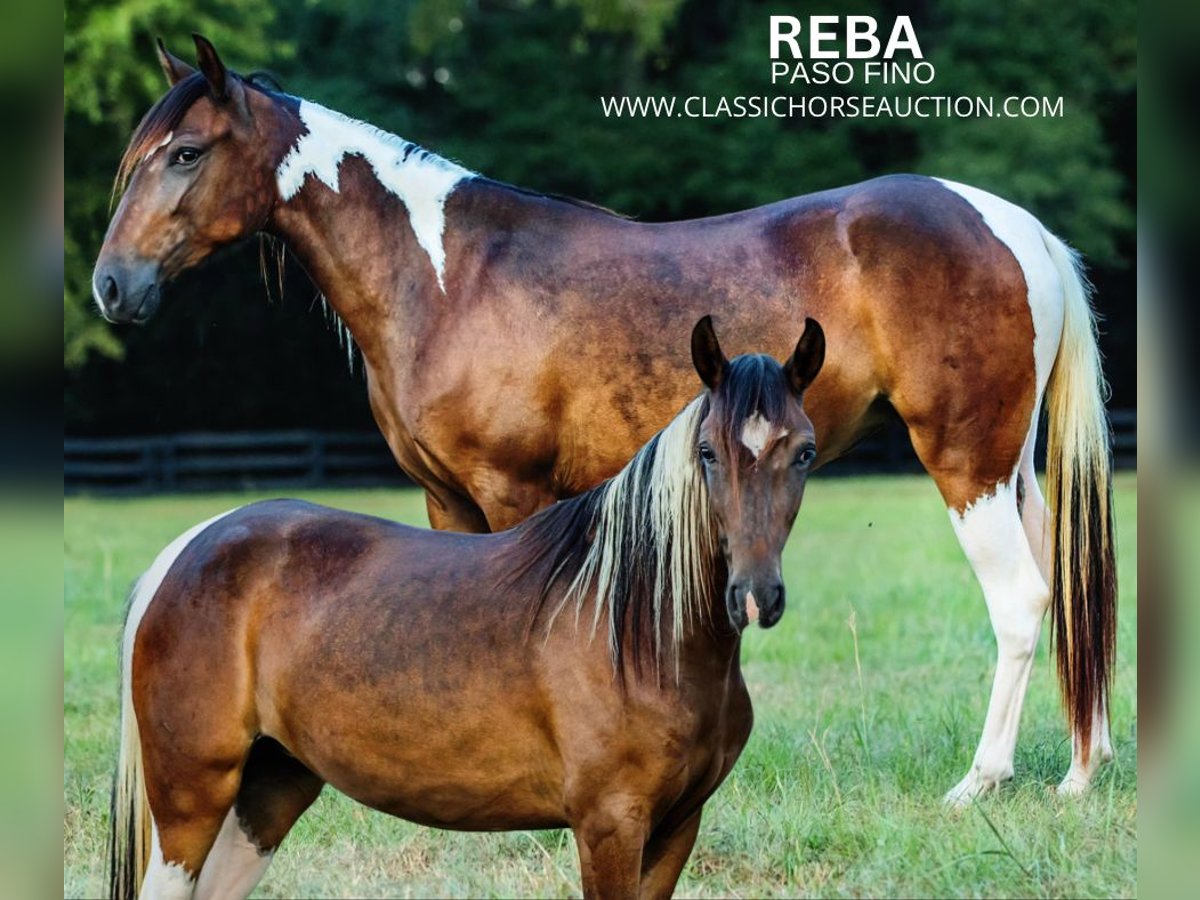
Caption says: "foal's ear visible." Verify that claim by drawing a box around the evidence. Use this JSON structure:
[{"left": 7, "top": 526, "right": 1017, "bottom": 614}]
[
  {"left": 691, "top": 315, "right": 729, "bottom": 391},
  {"left": 156, "top": 38, "right": 196, "bottom": 87},
  {"left": 192, "top": 33, "right": 229, "bottom": 102},
  {"left": 784, "top": 317, "right": 826, "bottom": 395}
]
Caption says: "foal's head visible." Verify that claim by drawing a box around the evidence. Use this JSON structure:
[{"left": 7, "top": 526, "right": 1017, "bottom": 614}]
[
  {"left": 93, "top": 35, "right": 293, "bottom": 323},
  {"left": 690, "top": 316, "right": 825, "bottom": 631}
]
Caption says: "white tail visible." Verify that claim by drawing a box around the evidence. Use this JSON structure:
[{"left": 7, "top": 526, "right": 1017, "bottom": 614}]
[{"left": 1040, "top": 232, "right": 1116, "bottom": 760}]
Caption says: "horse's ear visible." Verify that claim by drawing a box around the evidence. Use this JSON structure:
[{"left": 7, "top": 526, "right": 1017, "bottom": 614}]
[
  {"left": 192, "top": 33, "right": 229, "bottom": 101},
  {"left": 156, "top": 37, "right": 196, "bottom": 87},
  {"left": 691, "top": 315, "right": 729, "bottom": 391},
  {"left": 784, "top": 317, "right": 826, "bottom": 395}
]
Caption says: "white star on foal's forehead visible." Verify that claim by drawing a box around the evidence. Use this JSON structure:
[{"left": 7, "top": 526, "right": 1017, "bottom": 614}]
[{"left": 740, "top": 413, "right": 787, "bottom": 459}]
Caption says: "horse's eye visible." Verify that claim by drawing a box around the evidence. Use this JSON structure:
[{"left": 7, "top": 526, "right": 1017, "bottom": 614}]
[
  {"left": 698, "top": 443, "right": 717, "bottom": 465},
  {"left": 171, "top": 147, "right": 202, "bottom": 167},
  {"left": 794, "top": 445, "right": 817, "bottom": 467}
]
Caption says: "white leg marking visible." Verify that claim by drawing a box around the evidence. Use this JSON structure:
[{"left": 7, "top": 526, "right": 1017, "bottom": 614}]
[
  {"left": 740, "top": 413, "right": 785, "bottom": 459},
  {"left": 275, "top": 100, "right": 474, "bottom": 291},
  {"left": 140, "top": 824, "right": 196, "bottom": 900},
  {"left": 194, "top": 810, "right": 275, "bottom": 900},
  {"left": 944, "top": 477, "right": 1051, "bottom": 806}
]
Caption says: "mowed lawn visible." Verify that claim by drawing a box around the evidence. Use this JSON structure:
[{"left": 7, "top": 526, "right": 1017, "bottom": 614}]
[{"left": 64, "top": 474, "right": 1136, "bottom": 898}]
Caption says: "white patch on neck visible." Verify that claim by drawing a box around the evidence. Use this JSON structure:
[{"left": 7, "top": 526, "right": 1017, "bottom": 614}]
[
  {"left": 275, "top": 100, "right": 473, "bottom": 291},
  {"left": 740, "top": 413, "right": 785, "bottom": 459}
]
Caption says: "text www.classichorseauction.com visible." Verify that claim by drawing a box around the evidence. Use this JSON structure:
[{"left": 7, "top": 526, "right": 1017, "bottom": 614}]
[{"left": 600, "top": 14, "right": 1064, "bottom": 120}]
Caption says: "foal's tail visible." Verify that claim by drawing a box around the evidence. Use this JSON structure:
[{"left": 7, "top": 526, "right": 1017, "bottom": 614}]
[
  {"left": 108, "top": 578, "right": 153, "bottom": 900},
  {"left": 1041, "top": 231, "right": 1116, "bottom": 762}
]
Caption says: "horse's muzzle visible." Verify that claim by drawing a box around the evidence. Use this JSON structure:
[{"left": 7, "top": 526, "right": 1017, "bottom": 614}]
[
  {"left": 726, "top": 577, "right": 786, "bottom": 631},
  {"left": 92, "top": 258, "right": 161, "bottom": 324}
]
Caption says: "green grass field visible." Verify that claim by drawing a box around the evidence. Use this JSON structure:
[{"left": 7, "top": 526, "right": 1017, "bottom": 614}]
[{"left": 64, "top": 474, "right": 1136, "bottom": 898}]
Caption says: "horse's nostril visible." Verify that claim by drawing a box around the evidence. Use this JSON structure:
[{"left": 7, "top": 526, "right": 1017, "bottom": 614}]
[{"left": 103, "top": 275, "right": 119, "bottom": 304}]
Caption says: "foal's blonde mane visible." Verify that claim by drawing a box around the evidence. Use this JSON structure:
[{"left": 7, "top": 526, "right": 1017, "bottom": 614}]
[{"left": 538, "top": 396, "right": 718, "bottom": 670}]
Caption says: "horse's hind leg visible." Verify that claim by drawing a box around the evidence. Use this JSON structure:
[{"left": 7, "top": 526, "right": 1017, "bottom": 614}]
[
  {"left": 901, "top": 400, "right": 1049, "bottom": 804},
  {"left": 194, "top": 738, "right": 325, "bottom": 900},
  {"left": 942, "top": 468, "right": 1050, "bottom": 804}
]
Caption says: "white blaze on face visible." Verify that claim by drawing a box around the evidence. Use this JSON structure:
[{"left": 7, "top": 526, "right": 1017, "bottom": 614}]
[
  {"left": 740, "top": 413, "right": 786, "bottom": 459},
  {"left": 275, "top": 100, "right": 474, "bottom": 291}
]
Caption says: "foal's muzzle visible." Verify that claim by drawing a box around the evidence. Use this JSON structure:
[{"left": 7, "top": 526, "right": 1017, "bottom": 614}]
[
  {"left": 726, "top": 577, "right": 786, "bottom": 631},
  {"left": 92, "top": 258, "right": 161, "bottom": 324}
]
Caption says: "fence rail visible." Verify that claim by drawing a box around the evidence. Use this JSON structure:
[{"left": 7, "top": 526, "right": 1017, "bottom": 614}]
[{"left": 64, "top": 411, "right": 1136, "bottom": 495}]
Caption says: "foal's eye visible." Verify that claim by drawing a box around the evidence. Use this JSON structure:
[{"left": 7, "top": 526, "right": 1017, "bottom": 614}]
[
  {"left": 794, "top": 445, "right": 817, "bottom": 467},
  {"left": 698, "top": 443, "right": 717, "bottom": 465},
  {"left": 171, "top": 147, "right": 202, "bottom": 167}
]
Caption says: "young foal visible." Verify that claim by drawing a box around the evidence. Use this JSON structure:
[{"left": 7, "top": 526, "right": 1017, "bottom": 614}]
[{"left": 109, "top": 318, "right": 826, "bottom": 900}]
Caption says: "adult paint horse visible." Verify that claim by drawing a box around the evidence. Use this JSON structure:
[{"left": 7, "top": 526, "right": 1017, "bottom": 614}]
[
  {"left": 94, "top": 36, "right": 1115, "bottom": 802},
  {"left": 108, "top": 318, "right": 825, "bottom": 900}
]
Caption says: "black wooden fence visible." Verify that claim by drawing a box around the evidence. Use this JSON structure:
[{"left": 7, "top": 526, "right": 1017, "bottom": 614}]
[{"left": 64, "top": 411, "right": 1136, "bottom": 495}]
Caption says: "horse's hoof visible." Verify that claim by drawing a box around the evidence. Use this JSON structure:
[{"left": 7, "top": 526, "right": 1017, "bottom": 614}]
[
  {"left": 944, "top": 768, "right": 1009, "bottom": 807},
  {"left": 1056, "top": 772, "right": 1091, "bottom": 796},
  {"left": 944, "top": 776, "right": 984, "bottom": 807}
]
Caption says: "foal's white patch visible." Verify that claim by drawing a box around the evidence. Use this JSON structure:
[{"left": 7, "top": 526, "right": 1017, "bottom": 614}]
[
  {"left": 934, "top": 179, "right": 1064, "bottom": 394},
  {"left": 740, "top": 413, "right": 785, "bottom": 459},
  {"left": 141, "top": 823, "right": 197, "bottom": 900},
  {"left": 195, "top": 809, "right": 275, "bottom": 900},
  {"left": 276, "top": 100, "right": 474, "bottom": 290}
]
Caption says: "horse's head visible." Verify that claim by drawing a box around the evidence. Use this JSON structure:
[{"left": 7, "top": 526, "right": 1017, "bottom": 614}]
[
  {"left": 690, "top": 315, "right": 825, "bottom": 631},
  {"left": 92, "top": 35, "right": 292, "bottom": 323}
]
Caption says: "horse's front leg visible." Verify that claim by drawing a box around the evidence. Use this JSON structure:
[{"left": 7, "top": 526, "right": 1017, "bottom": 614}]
[
  {"left": 637, "top": 811, "right": 703, "bottom": 900},
  {"left": 572, "top": 796, "right": 649, "bottom": 900}
]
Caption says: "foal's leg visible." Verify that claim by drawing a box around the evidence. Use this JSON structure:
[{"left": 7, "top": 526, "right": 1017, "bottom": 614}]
[
  {"left": 140, "top": 751, "right": 244, "bottom": 898},
  {"left": 637, "top": 811, "right": 703, "bottom": 900},
  {"left": 194, "top": 739, "right": 325, "bottom": 900},
  {"left": 572, "top": 796, "right": 650, "bottom": 900}
]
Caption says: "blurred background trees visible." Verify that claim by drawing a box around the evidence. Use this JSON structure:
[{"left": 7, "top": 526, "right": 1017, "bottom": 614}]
[{"left": 64, "top": 0, "right": 1136, "bottom": 434}]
